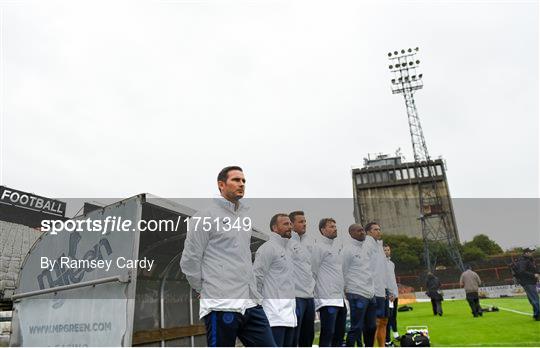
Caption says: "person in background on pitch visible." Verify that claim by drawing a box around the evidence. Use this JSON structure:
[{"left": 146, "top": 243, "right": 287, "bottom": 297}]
[
  {"left": 253, "top": 214, "right": 297, "bottom": 346},
  {"left": 514, "top": 247, "right": 540, "bottom": 321},
  {"left": 384, "top": 244, "right": 400, "bottom": 346},
  {"left": 312, "top": 218, "right": 347, "bottom": 347},
  {"left": 289, "top": 211, "right": 316, "bottom": 346},
  {"left": 180, "top": 166, "right": 276, "bottom": 347},
  {"left": 426, "top": 272, "right": 443, "bottom": 316},
  {"left": 459, "top": 264, "right": 483, "bottom": 318},
  {"left": 365, "top": 222, "right": 393, "bottom": 347},
  {"left": 342, "top": 223, "right": 377, "bottom": 347}
]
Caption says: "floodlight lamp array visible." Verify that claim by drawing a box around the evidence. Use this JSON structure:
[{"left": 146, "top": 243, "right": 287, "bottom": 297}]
[{"left": 387, "top": 47, "right": 419, "bottom": 57}]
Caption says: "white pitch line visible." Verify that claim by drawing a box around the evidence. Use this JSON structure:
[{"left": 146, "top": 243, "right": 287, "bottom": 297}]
[{"left": 484, "top": 304, "right": 531, "bottom": 316}]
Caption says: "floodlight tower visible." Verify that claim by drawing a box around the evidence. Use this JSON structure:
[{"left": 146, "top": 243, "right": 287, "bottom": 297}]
[{"left": 387, "top": 47, "right": 464, "bottom": 272}]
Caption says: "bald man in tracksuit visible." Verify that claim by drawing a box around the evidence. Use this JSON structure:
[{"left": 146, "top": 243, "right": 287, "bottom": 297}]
[
  {"left": 253, "top": 214, "right": 297, "bottom": 347},
  {"left": 342, "top": 224, "right": 378, "bottom": 347}
]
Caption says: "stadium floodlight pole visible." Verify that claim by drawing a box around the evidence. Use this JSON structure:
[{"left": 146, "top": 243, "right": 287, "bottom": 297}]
[
  {"left": 388, "top": 47, "right": 429, "bottom": 162},
  {"left": 387, "top": 48, "right": 464, "bottom": 273}
]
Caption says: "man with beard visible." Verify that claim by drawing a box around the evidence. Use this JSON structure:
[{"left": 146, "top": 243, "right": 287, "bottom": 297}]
[
  {"left": 289, "top": 211, "right": 316, "bottom": 347},
  {"left": 253, "top": 214, "right": 297, "bottom": 346},
  {"left": 365, "top": 222, "right": 393, "bottom": 347},
  {"left": 312, "top": 218, "right": 347, "bottom": 347}
]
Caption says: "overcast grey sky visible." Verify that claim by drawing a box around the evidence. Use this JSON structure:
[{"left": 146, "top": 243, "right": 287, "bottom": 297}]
[{"left": 1, "top": 1, "right": 538, "bottom": 248}]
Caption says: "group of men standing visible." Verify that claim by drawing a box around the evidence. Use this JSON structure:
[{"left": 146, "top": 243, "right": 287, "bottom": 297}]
[{"left": 180, "top": 166, "right": 399, "bottom": 347}]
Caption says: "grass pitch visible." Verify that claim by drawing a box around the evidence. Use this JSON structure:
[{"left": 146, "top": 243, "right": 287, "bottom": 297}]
[
  {"left": 396, "top": 297, "right": 540, "bottom": 346},
  {"left": 313, "top": 297, "right": 539, "bottom": 346}
]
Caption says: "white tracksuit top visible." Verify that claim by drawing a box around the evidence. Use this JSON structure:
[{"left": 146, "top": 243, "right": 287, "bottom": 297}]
[
  {"left": 290, "top": 232, "right": 316, "bottom": 299},
  {"left": 180, "top": 197, "right": 260, "bottom": 319},
  {"left": 312, "top": 236, "right": 345, "bottom": 310},
  {"left": 253, "top": 233, "right": 297, "bottom": 327},
  {"left": 386, "top": 257, "right": 398, "bottom": 298},
  {"left": 342, "top": 238, "right": 375, "bottom": 299},
  {"left": 365, "top": 235, "right": 388, "bottom": 298}
]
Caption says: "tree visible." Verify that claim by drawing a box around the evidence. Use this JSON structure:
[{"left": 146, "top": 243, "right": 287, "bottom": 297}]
[
  {"left": 398, "top": 250, "right": 421, "bottom": 270},
  {"left": 382, "top": 233, "right": 503, "bottom": 271},
  {"left": 384, "top": 235, "right": 424, "bottom": 272},
  {"left": 462, "top": 244, "right": 487, "bottom": 263},
  {"left": 428, "top": 241, "right": 454, "bottom": 266},
  {"left": 464, "top": 234, "right": 503, "bottom": 256}
]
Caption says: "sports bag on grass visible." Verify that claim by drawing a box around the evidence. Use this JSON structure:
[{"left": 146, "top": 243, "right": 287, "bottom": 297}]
[{"left": 400, "top": 326, "right": 430, "bottom": 347}]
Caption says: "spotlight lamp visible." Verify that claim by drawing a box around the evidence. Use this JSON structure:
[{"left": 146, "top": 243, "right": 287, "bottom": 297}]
[{"left": 386, "top": 46, "right": 423, "bottom": 93}]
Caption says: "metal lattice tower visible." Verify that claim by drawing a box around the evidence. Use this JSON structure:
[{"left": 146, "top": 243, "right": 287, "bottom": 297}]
[{"left": 387, "top": 47, "right": 464, "bottom": 272}]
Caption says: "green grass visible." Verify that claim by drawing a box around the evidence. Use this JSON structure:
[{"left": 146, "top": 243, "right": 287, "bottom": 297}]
[
  {"left": 313, "top": 297, "right": 539, "bottom": 347},
  {"left": 396, "top": 297, "right": 540, "bottom": 346}
]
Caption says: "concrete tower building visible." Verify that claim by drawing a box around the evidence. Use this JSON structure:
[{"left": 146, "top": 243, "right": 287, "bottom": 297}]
[{"left": 352, "top": 154, "right": 460, "bottom": 243}]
